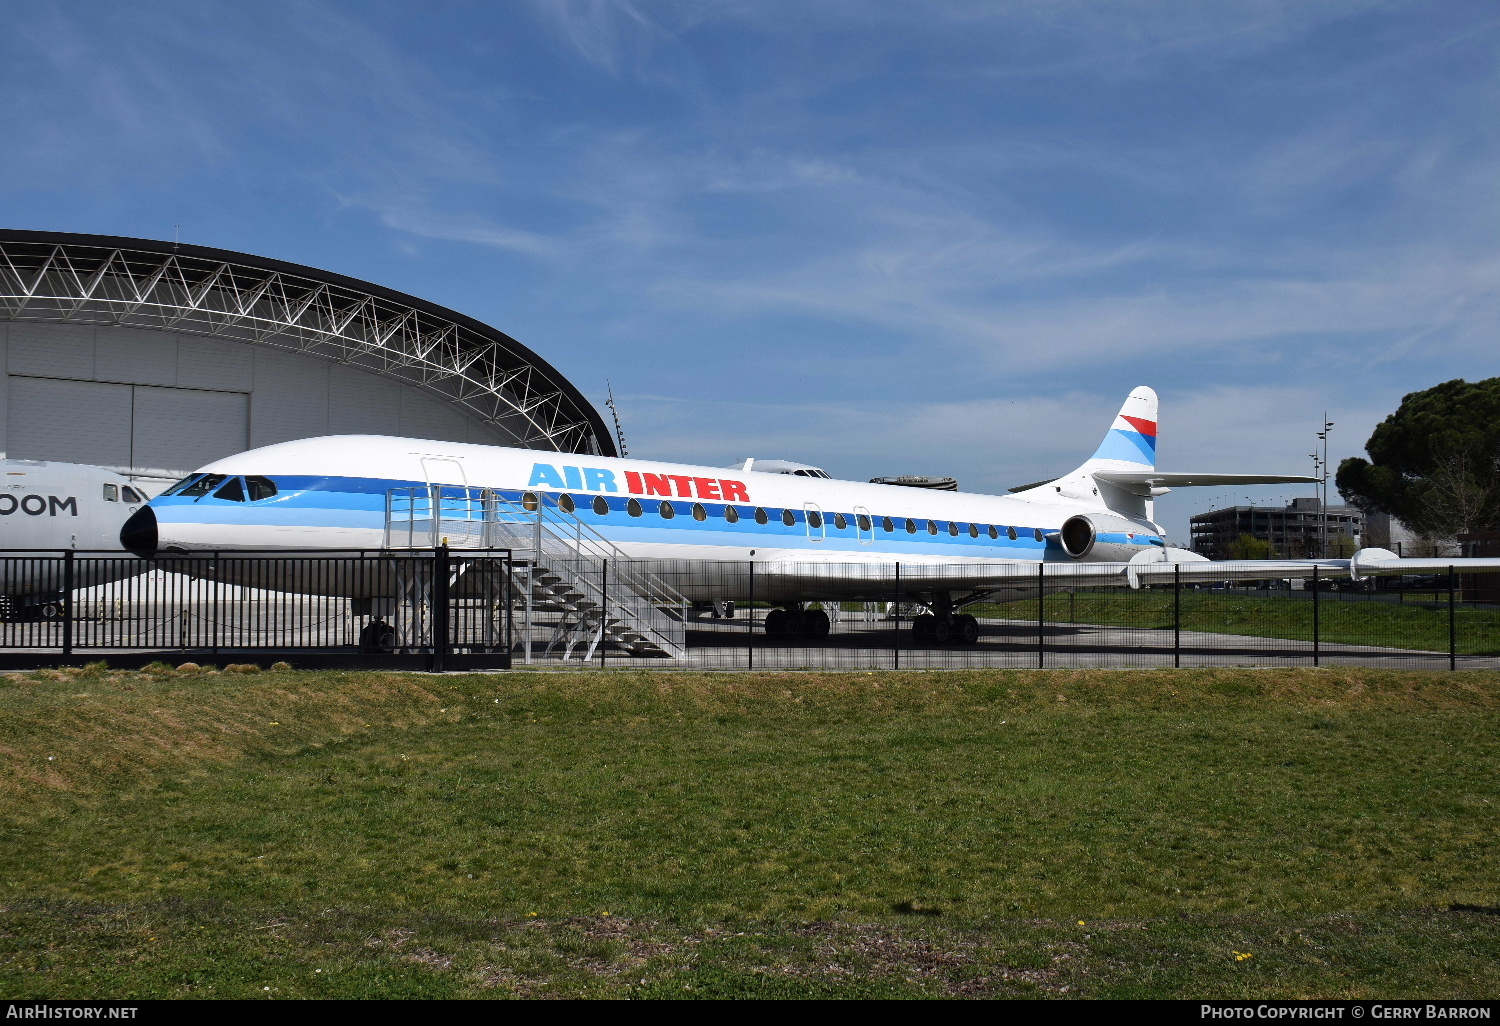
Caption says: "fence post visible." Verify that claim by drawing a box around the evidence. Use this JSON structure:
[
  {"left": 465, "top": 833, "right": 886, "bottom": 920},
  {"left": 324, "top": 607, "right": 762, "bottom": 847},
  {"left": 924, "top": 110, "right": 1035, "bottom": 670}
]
[
  {"left": 504, "top": 549, "right": 513, "bottom": 664},
  {"left": 1036, "top": 563, "right": 1045, "bottom": 670},
  {"left": 747, "top": 560, "right": 755, "bottom": 670},
  {"left": 62, "top": 549, "right": 74, "bottom": 660},
  {"left": 893, "top": 562, "right": 901, "bottom": 671},
  {"left": 1449, "top": 565, "right": 1457, "bottom": 671},
  {"left": 432, "top": 545, "right": 450, "bottom": 673},
  {"left": 1311, "top": 565, "right": 1320, "bottom": 668},
  {"left": 1173, "top": 562, "right": 1181, "bottom": 668},
  {"left": 600, "top": 557, "right": 608, "bottom": 669}
]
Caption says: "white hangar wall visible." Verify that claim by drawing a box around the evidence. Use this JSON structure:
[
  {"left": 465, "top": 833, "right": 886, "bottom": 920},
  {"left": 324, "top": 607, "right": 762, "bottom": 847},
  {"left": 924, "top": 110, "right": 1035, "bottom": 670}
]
[{"left": 0, "top": 322, "right": 516, "bottom": 493}]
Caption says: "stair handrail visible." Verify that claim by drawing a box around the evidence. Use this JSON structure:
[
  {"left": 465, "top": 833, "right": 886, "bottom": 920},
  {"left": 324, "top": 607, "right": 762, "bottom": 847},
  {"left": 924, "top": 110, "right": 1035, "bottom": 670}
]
[{"left": 385, "top": 485, "right": 687, "bottom": 656}]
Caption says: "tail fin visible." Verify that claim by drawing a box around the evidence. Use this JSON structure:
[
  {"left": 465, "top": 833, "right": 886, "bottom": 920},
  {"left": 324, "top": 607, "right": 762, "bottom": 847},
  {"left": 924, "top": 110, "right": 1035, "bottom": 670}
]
[
  {"left": 1086, "top": 386, "right": 1157, "bottom": 469},
  {"left": 1011, "top": 386, "right": 1159, "bottom": 517}
]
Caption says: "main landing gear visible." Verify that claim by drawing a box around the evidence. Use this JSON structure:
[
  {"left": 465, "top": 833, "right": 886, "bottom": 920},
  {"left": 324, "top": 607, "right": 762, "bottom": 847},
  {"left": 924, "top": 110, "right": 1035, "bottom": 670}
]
[
  {"left": 764, "top": 604, "right": 831, "bottom": 640},
  {"left": 911, "top": 591, "right": 981, "bottom": 645},
  {"left": 911, "top": 612, "right": 980, "bottom": 645}
]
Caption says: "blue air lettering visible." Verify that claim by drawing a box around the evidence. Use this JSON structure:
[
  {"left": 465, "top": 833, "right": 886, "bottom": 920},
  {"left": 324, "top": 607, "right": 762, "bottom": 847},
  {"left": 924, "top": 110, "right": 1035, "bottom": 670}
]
[{"left": 529, "top": 463, "right": 619, "bottom": 492}]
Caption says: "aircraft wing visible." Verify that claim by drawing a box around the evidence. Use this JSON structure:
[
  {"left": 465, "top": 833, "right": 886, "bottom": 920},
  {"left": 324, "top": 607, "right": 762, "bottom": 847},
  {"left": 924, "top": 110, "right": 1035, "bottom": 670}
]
[
  {"left": 1092, "top": 471, "right": 1319, "bottom": 489},
  {"left": 756, "top": 548, "right": 1500, "bottom": 599}
]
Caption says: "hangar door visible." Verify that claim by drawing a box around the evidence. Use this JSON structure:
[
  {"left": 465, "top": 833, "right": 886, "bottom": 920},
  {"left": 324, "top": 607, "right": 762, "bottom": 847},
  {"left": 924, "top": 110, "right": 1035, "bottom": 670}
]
[{"left": 6, "top": 376, "right": 249, "bottom": 478}]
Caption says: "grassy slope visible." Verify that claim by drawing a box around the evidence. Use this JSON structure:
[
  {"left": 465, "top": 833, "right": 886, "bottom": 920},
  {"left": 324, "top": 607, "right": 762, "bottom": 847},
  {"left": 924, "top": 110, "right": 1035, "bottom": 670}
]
[
  {"left": 968, "top": 591, "right": 1500, "bottom": 655},
  {"left": 1, "top": 664, "right": 1497, "bottom": 999}
]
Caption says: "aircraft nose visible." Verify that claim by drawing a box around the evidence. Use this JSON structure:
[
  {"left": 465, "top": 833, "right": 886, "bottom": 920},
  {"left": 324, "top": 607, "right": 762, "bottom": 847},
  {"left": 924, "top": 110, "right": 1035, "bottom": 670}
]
[{"left": 120, "top": 505, "right": 158, "bottom": 557}]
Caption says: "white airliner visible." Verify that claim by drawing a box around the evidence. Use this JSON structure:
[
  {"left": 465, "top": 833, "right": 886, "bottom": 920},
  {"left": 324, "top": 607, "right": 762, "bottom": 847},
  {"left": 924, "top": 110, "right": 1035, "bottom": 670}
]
[
  {"left": 1, "top": 459, "right": 149, "bottom": 616},
  {"left": 118, "top": 386, "right": 1500, "bottom": 641}
]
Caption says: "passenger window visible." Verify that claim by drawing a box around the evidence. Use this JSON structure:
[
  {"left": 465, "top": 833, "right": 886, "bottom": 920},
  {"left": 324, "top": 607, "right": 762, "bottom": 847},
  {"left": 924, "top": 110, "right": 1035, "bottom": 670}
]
[
  {"left": 903, "top": 518, "right": 916, "bottom": 534},
  {"left": 103, "top": 484, "right": 118, "bottom": 502},
  {"left": 927, "top": 520, "right": 938, "bottom": 535},
  {"left": 593, "top": 495, "right": 610, "bottom": 516},
  {"left": 627, "top": 498, "right": 643, "bottom": 517},
  {"left": 988, "top": 525, "right": 999, "bottom": 540},
  {"left": 214, "top": 477, "right": 245, "bottom": 502},
  {"left": 1034, "top": 528, "right": 1044, "bottom": 542},
  {"left": 245, "top": 477, "right": 278, "bottom": 501},
  {"left": 725, "top": 505, "right": 740, "bottom": 523},
  {"left": 807, "top": 510, "right": 822, "bottom": 529},
  {"left": 833, "top": 513, "right": 847, "bottom": 531},
  {"left": 755, "top": 507, "right": 769, "bottom": 525},
  {"left": 948, "top": 522, "right": 960, "bottom": 537},
  {"left": 559, "top": 494, "right": 576, "bottom": 514},
  {"left": 179, "top": 474, "right": 226, "bottom": 498},
  {"left": 856, "top": 514, "right": 871, "bottom": 532},
  {"left": 692, "top": 502, "right": 707, "bottom": 521},
  {"left": 881, "top": 517, "right": 894, "bottom": 532},
  {"left": 659, "top": 500, "right": 676, "bottom": 519},
  {"left": 781, "top": 509, "right": 795, "bottom": 527},
  {"left": 1007, "top": 526, "right": 1018, "bottom": 541},
  {"left": 523, "top": 492, "right": 540, "bottom": 512},
  {"left": 969, "top": 523, "right": 979, "bottom": 538}
]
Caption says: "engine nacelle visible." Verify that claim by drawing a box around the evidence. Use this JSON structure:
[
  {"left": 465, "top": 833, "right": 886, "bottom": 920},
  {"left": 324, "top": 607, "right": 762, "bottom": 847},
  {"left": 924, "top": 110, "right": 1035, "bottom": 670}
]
[{"left": 1059, "top": 513, "right": 1160, "bottom": 561}]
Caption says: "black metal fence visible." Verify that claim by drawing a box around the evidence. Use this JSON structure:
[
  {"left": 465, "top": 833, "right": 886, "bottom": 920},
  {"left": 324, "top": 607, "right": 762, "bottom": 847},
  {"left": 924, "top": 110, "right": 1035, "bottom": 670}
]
[
  {"left": 3, "top": 550, "right": 1497, "bottom": 671},
  {"left": 0, "top": 549, "right": 515, "bottom": 670}
]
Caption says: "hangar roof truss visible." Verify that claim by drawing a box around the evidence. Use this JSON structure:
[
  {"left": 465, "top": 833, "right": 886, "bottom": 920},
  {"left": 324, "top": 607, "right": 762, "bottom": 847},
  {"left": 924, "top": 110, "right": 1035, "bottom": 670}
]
[{"left": 0, "top": 232, "right": 614, "bottom": 456}]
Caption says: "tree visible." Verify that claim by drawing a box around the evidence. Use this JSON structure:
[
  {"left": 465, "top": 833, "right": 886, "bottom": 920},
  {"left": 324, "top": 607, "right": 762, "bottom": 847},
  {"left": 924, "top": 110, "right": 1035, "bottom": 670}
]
[
  {"left": 1336, "top": 377, "right": 1500, "bottom": 539},
  {"left": 1228, "top": 533, "right": 1276, "bottom": 559}
]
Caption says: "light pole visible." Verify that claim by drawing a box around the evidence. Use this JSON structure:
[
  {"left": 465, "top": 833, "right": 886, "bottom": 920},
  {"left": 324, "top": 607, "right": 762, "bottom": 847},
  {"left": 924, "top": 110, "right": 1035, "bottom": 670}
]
[
  {"left": 1316, "top": 415, "right": 1334, "bottom": 557},
  {"left": 1309, "top": 452, "right": 1323, "bottom": 558}
]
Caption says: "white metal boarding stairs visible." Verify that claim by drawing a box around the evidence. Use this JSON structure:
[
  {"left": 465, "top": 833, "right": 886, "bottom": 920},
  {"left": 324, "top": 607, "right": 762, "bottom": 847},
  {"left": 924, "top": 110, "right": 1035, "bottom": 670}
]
[{"left": 384, "top": 485, "right": 687, "bottom": 660}]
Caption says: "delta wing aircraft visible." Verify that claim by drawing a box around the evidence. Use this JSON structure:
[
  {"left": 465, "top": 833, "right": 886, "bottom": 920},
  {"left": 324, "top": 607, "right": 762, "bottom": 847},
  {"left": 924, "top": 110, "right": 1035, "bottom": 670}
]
[{"left": 118, "top": 386, "right": 1500, "bottom": 642}]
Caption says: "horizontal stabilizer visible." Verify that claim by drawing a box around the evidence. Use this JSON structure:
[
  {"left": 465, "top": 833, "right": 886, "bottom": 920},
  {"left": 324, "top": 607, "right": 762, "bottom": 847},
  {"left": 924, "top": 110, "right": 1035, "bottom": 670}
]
[{"left": 1094, "top": 471, "right": 1318, "bottom": 490}]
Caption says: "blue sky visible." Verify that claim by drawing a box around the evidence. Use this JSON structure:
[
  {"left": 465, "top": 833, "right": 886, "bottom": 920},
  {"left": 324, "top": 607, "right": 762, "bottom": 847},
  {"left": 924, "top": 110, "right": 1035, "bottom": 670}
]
[{"left": 4, "top": 1, "right": 1498, "bottom": 543}]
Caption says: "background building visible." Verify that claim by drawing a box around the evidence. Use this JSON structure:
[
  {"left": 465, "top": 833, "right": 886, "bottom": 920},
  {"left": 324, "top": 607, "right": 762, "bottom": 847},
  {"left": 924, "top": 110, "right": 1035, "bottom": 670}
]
[
  {"left": 1191, "top": 497, "right": 1364, "bottom": 559},
  {"left": 0, "top": 231, "right": 614, "bottom": 493}
]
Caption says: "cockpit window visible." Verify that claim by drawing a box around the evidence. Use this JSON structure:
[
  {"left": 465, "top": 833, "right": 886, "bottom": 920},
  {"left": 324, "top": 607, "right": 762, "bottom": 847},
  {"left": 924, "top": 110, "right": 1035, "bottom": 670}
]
[
  {"left": 162, "top": 474, "right": 203, "bottom": 496},
  {"left": 245, "top": 476, "right": 278, "bottom": 501},
  {"left": 103, "top": 484, "right": 118, "bottom": 502},
  {"left": 178, "top": 474, "right": 226, "bottom": 498},
  {"left": 214, "top": 477, "right": 245, "bottom": 502},
  {"left": 122, "top": 487, "right": 145, "bottom": 503}
]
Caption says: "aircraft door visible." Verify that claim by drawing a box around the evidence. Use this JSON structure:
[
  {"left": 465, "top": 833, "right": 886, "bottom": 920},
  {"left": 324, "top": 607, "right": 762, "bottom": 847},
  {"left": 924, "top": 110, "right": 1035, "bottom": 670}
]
[
  {"left": 418, "top": 456, "right": 476, "bottom": 546},
  {"left": 853, "top": 505, "right": 873, "bottom": 545},
  {"left": 803, "top": 501, "right": 825, "bottom": 542}
]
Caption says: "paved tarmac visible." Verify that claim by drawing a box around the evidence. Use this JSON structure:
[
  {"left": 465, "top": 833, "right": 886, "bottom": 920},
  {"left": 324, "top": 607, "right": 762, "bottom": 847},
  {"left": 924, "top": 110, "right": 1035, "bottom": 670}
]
[{"left": 663, "top": 613, "right": 1492, "bottom": 671}]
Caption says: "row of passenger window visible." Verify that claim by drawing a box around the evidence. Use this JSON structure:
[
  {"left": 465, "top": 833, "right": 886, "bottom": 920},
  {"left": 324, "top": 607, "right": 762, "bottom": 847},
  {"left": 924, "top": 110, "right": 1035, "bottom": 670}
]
[{"left": 538, "top": 492, "right": 1044, "bottom": 542}]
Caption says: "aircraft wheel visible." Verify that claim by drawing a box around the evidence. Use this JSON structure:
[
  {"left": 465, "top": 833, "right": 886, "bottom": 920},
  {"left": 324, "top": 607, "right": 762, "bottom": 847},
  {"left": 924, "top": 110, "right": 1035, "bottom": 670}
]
[
  {"left": 765, "top": 608, "right": 788, "bottom": 638},
  {"left": 804, "top": 609, "right": 831, "bottom": 638},
  {"left": 912, "top": 614, "right": 937, "bottom": 643},
  {"left": 724, "top": 601, "right": 735, "bottom": 619},
  {"left": 933, "top": 618, "right": 953, "bottom": 644},
  {"left": 956, "top": 614, "right": 980, "bottom": 645},
  {"left": 39, "top": 601, "right": 65, "bottom": 621}
]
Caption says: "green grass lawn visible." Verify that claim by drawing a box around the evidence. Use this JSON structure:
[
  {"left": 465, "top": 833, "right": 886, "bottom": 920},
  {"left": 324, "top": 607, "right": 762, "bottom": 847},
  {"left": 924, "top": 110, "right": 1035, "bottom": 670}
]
[
  {"left": 1, "top": 664, "right": 1497, "bottom": 999},
  {"left": 966, "top": 589, "right": 1500, "bottom": 655}
]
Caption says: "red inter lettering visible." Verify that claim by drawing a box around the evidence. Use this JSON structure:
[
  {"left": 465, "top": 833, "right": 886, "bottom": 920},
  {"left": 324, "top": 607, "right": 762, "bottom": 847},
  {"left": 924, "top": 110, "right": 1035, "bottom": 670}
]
[
  {"left": 642, "top": 473, "right": 673, "bottom": 496},
  {"left": 693, "top": 477, "right": 722, "bottom": 500},
  {"left": 624, "top": 471, "right": 644, "bottom": 494},
  {"left": 719, "top": 479, "right": 749, "bottom": 502},
  {"left": 668, "top": 475, "right": 695, "bottom": 497}
]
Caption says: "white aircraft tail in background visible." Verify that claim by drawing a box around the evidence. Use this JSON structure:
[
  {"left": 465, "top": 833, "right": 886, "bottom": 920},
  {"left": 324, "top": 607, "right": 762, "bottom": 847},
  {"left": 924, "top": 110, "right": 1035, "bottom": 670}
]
[{"left": 1014, "top": 385, "right": 1316, "bottom": 520}]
